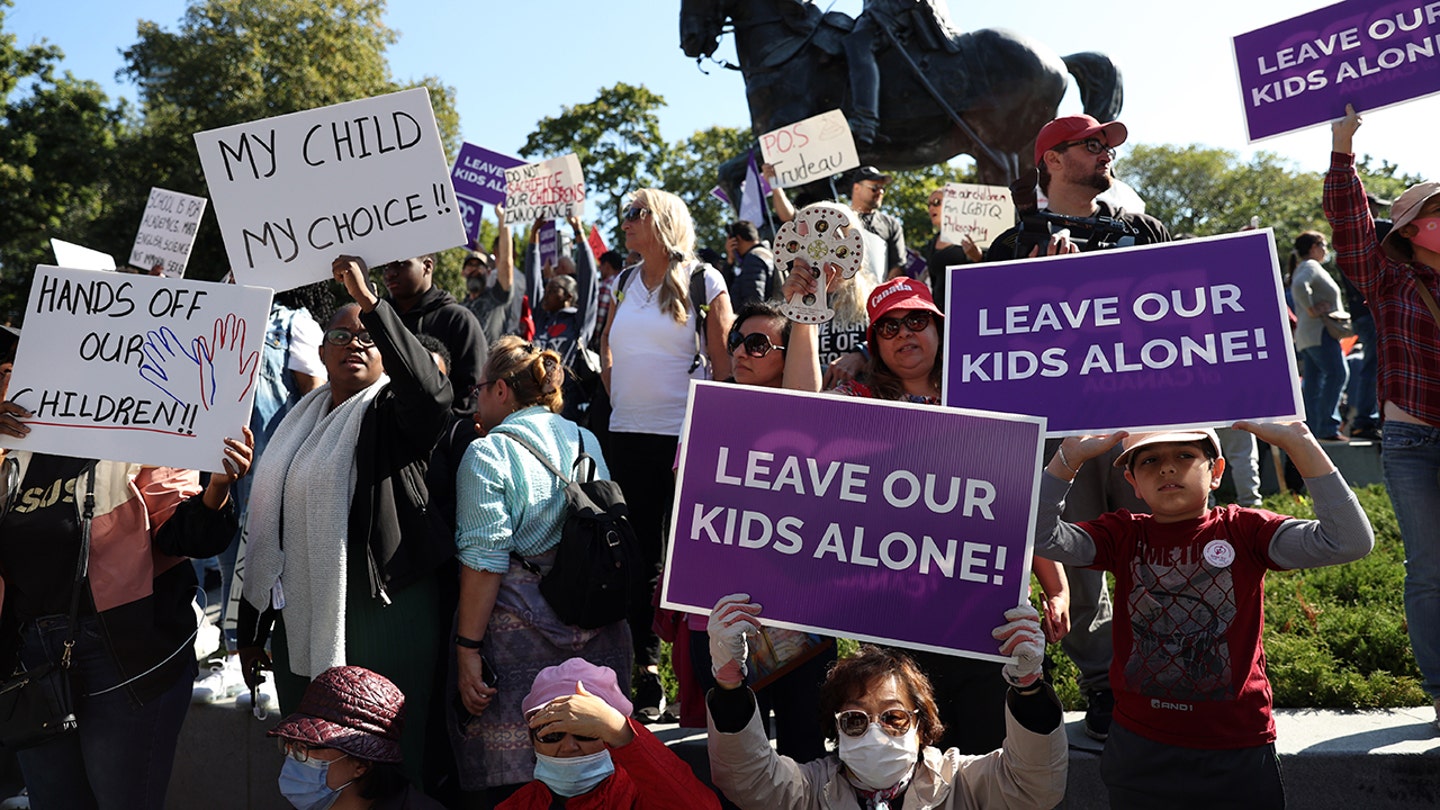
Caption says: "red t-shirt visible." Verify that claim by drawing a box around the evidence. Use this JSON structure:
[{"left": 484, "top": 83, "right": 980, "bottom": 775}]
[{"left": 1080, "top": 505, "right": 1290, "bottom": 749}]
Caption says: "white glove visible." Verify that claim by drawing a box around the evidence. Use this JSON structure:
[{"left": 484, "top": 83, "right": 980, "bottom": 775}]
[
  {"left": 707, "top": 593, "right": 762, "bottom": 687},
  {"left": 993, "top": 605, "right": 1045, "bottom": 689}
]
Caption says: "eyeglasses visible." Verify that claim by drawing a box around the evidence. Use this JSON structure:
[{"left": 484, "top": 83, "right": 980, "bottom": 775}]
[
  {"left": 530, "top": 726, "right": 600, "bottom": 745},
  {"left": 324, "top": 328, "right": 375, "bottom": 348},
  {"left": 470, "top": 379, "right": 500, "bottom": 398},
  {"left": 834, "top": 708, "right": 918, "bottom": 738},
  {"left": 623, "top": 206, "right": 652, "bottom": 222},
  {"left": 873, "top": 311, "right": 933, "bottom": 340},
  {"left": 727, "top": 331, "right": 785, "bottom": 358},
  {"left": 858, "top": 183, "right": 886, "bottom": 194},
  {"left": 276, "top": 740, "right": 345, "bottom": 764},
  {"left": 1056, "top": 138, "right": 1115, "bottom": 157},
  {"left": 927, "top": 199, "right": 944, "bottom": 208}
]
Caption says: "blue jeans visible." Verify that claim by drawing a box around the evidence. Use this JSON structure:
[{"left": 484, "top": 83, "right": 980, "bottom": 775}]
[
  {"left": 1384, "top": 422, "right": 1440, "bottom": 698},
  {"left": 15, "top": 615, "right": 196, "bottom": 810},
  {"left": 1346, "top": 313, "right": 1380, "bottom": 431},
  {"left": 1300, "top": 331, "right": 1348, "bottom": 439}
]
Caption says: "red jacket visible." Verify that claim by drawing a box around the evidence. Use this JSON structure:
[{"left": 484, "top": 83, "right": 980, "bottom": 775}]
[{"left": 498, "top": 720, "right": 720, "bottom": 810}]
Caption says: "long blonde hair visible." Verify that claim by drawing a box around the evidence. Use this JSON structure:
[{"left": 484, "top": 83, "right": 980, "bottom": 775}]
[{"left": 632, "top": 188, "right": 697, "bottom": 324}]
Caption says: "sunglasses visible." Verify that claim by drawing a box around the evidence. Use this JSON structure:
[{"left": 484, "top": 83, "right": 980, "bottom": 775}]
[
  {"left": 530, "top": 726, "right": 600, "bottom": 745},
  {"left": 727, "top": 331, "right": 784, "bottom": 358},
  {"left": 834, "top": 708, "right": 918, "bottom": 738},
  {"left": 1056, "top": 138, "right": 1115, "bottom": 157},
  {"left": 622, "top": 206, "right": 652, "bottom": 222},
  {"left": 324, "top": 328, "right": 375, "bottom": 348},
  {"left": 873, "top": 311, "right": 933, "bottom": 340},
  {"left": 927, "top": 199, "right": 944, "bottom": 208}
]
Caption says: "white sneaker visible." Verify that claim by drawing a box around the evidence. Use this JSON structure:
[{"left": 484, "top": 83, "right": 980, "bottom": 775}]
[
  {"left": 237, "top": 671, "right": 278, "bottom": 718},
  {"left": 192, "top": 656, "right": 245, "bottom": 704},
  {"left": 0, "top": 788, "right": 29, "bottom": 810}
]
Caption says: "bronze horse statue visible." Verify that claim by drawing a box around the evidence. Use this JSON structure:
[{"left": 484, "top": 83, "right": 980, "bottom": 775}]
[{"left": 679, "top": 0, "right": 1123, "bottom": 186}]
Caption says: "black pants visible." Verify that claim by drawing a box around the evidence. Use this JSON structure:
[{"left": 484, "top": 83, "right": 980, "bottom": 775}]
[
  {"left": 1101, "top": 723, "right": 1285, "bottom": 809},
  {"left": 608, "top": 431, "right": 680, "bottom": 669}
]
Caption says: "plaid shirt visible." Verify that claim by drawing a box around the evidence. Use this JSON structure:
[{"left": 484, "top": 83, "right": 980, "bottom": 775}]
[{"left": 1324, "top": 152, "right": 1440, "bottom": 426}]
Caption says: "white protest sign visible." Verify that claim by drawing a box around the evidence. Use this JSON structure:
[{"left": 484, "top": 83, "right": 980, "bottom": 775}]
[
  {"left": 50, "top": 240, "right": 116, "bottom": 272},
  {"left": 129, "top": 187, "right": 208, "bottom": 277},
  {"left": 503, "top": 154, "right": 586, "bottom": 223},
  {"left": 758, "top": 110, "right": 861, "bottom": 189},
  {"left": 194, "top": 87, "right": 465, "bottom": 292},
  {"left": 0, "top": 267, "right": 273, "bottom": 473},
  {"left": 939, "top": 183, "right": 1015, "bottom": 249}
]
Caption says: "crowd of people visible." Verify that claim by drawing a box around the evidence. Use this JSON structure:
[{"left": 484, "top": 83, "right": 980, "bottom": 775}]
[{"left": 0, "top": 99, "right": 1425, "bottom": 810}]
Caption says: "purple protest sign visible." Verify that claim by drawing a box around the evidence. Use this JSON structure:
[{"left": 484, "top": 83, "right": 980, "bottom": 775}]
[
  {"left": 662, "top": 383, "right": 1044, "bottom": 660},
  {"left": 451, "top": 143, "right": 522, "bottom": 246},
  {"left": 1233, "top": 1, "right": 1440, "bottom": 141},
  {"left": 537, "top": 220, "right": 559, "bottom": 268},
  {"left": 942, "top": 231, "right": 1302, "bottom": 436}
]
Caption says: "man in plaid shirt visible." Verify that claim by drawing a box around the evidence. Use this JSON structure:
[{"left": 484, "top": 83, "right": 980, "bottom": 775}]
[{"left": 1324, "top": 104, "right": 1440, "bottom": 731}]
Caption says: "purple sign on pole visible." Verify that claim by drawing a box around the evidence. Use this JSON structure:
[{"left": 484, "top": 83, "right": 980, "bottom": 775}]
[
  {"left": 1233, "top": 1, "right": 1440, "bottom": 141},
  {"left": 662, "top": 383, "right": 1044, "bottom": 660},
  {"left": 538, "top": 220, "right": 559, "bottom": 268},
  {"left": 451, "top": 143, "right": 523, "bottom": 247},
  {"left": 942, "top": 231, "right": 1301, "bottom": 436}
]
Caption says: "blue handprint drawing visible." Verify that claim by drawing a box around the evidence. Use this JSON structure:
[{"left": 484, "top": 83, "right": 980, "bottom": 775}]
[{"left": 138, "top": 326, "right": 203, "bottom": 405}]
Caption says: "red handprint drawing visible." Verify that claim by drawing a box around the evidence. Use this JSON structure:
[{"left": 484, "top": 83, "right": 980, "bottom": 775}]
[{"left": 194, "top": 313, "right": 260, "bottom": 410}]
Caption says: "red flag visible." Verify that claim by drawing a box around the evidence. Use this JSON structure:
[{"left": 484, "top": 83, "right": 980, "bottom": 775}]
[{"left": 586, "top": 225, "right": 608, "bottom": 259}]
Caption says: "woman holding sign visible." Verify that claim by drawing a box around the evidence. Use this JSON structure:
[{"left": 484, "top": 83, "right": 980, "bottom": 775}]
[
  {"left": 0, "top": 400, "right": 251, "bottom": 810},
  {"left": 600, "top": 188, "right": 734, "bottom": 721}
]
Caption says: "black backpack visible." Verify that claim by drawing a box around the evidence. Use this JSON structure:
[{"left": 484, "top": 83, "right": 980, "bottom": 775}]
[{"left": 496, "top": 428, "right": 646, "bottom": 630}]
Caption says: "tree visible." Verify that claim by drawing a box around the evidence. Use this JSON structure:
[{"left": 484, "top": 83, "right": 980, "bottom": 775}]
[
  {"left": 659, "top": 125, "right": 754, "bottom": 246},
  {"left": 0, "top": 0, "right": 124, "bottom": 321},
  {"left": 522, "top": 83, "right": 669, "bottom": 245},
  {"left": 882, "top": 161, "right": 979, "bottom": 248},
  {"left": 109, "top": 0, "right": 464, "bottom": 293}
]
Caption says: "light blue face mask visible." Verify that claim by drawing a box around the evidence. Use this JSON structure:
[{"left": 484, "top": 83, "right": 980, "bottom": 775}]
[
  {"left": 532, "top": 749, "right": 615, "bottom": 797},
  {"left": 278, "top": 754, "right": 352, "bottom": 810}
]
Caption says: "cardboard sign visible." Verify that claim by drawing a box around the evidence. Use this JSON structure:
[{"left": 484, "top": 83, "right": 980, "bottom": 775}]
[
  {"left": 504, "top": 154, "right": 585, "bottom": 223},
  {"left": 50, "top": 240, "right": 115, "bottom": 272},
  {"left": 942, "top": 231, "right": 1302, "bottom": 435},
  {"left": 1233, "top": 1, "right": 1440, "bottom": 141},
  {"left": 0, "top": 267, "right": 273, "bottom": 472},
  {"left": 452, "top": 143, "right": 523, "bottom": 248},
  {"left": 758, "top": 110, "right": 861, "bottom": 189},
  {"left": 194, "top": 87, "right": 465, "bottom": 291},
  {"left": 662, "top": 383, "right": 1044, "bottom": 660},
  {"left": 129, "top": 187, "right": 207, "bottom": 277},
  {"left": 939, "top": 183, "right": 1014, "bottom": 249}
]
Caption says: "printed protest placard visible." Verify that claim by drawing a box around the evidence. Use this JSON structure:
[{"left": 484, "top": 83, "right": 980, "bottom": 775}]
[
  {"left": 758, "top": 110, "right": 861, "bottom": 189},
  {"left": 662, "top": 383, "right": 1044, "bottom": 660},
  {"left": 0, "top": 267, "right": 273, "bottom": 472},
  {"left": 537, "top": 220, "right": 559, "bottom": 268},
  {"left": 1233, "top": 2, "right": 1440, "bottom": 141},
  {"left": 940, "top": 183, "right": 1014, "bottom": 249},
  {"left": 194, "top": 87, "right": 465, "bottom": 291},
  {"left": 129, "top": 187, "right": 207, "bottom": 277},
  {"left": 504, "top": 154, "right": 585, "bottom": 223},
  {"left": 942, "top": 230, "right": 1302, "bottom": 435},
  {"left": 50, "top": 240, "right": 116, "bottom": 272},
  {"left": 451, "top": 143, "right": 523, "bottom": 248}
]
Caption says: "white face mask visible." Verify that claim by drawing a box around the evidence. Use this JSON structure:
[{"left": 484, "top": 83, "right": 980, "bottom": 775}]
[{"left": 837, "top": 724, "right": 919, "bottom": 791}]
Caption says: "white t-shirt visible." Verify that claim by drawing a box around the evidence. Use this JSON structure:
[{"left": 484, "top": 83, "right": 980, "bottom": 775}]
[
  {"left": 286, "top": 309, "right": 327, "bottom": 378},
  {"left": 609, "top": 262, "right": 726, "bottom": 436}
]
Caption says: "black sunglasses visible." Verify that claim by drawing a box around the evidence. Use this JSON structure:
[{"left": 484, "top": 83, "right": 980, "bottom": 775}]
[
  {"left": 727, "top": 331, "right": 784, "bottom": 358},
  {"left": 873, "top": 311, "right": 933, "bottom": 340},
  {"left": 834, "top": 708, "right": 917, "bottom": 738},
  {"left": 530, "top": 726, "right": 599, "bottom": 745},
  {"left": 1057, "top": 138, "right": 1115, "bottom": 157},
  {"left": 324, "top": 328, "right": 375, "bottom": 348},
  {"left": 622, "top": 206, "right": 651, "bottom": 222}
]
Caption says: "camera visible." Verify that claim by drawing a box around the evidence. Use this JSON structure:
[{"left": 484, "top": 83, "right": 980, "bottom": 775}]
[{"left": 1009, "top": 171, "right": 1140, "bottom": 257}]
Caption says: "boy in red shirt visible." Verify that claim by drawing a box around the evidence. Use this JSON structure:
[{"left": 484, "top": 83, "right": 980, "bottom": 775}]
[{"left": 1034, "top": 422, "right": 1373, "bottom": 808}]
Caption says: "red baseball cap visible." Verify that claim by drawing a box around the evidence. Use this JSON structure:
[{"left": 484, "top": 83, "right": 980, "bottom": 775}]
[
  {"left": 867, "top": 278, "right": 943, "bottom": 334},
  {"left": 1034, "top": 115, "right": 1128, "bottom": 165}
]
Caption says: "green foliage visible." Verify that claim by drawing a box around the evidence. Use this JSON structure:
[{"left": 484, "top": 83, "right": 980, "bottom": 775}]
[
  {"left": 881, "top": 161, "right": 978, "bottom": 250},
  {"left": 659, "top": 125, "right": 754, "bottom": 248},
  {"left": 522, "top": 83, "right": 670, "bottom": 246}
]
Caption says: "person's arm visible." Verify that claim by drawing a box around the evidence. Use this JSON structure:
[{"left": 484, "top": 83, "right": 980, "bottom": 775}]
[
  {"left": 1323, "top": 104, "right": 1387, "bottom": 297},
  {"left": 762, "top": 163, "right": 796, "bottom": 223},
  {"left": 777, "top": 262, "right": 823, "bottom": 392},
  {"left": 495, "top": 206, "right": 514, "bottom": 293},
  {"left": 1233, "top": 420, "right": 1374, "bottom": 568},
  {"left": 1033, "top": 434, "right": 1128, "bottom": 565},
  {"left": 454, "top": 440, "right": 516, "bottom": 713},
  {"left": 455, "top": 565, "right": 502, "bottom": 715},
  {"left": 704, "top": 286, "right": 736, "bottom": 381},
  {"left": 1291, "top": 265, "right": 1317, "bottom": 316},
  {"left": 1031, "top": 557, "right": 1070, "bottom": 643}
]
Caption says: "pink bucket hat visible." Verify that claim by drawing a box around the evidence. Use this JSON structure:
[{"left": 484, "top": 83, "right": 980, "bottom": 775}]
[{"left": 522, "top": 658, "right": 633, "bottom": 716}]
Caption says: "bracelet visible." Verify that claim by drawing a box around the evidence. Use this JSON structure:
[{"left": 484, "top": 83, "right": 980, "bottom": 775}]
[
  {"left": 1056, "top": 446, "right": 1080, "bottom": 474},
  {"left": 454, "top": 634, "right": 483, "bottom": 649}
]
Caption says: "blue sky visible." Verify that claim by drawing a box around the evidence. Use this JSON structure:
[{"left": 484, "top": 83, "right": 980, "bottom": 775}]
[{"left": 8, "top": 1, "right": 1434, "bottom": 180}]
